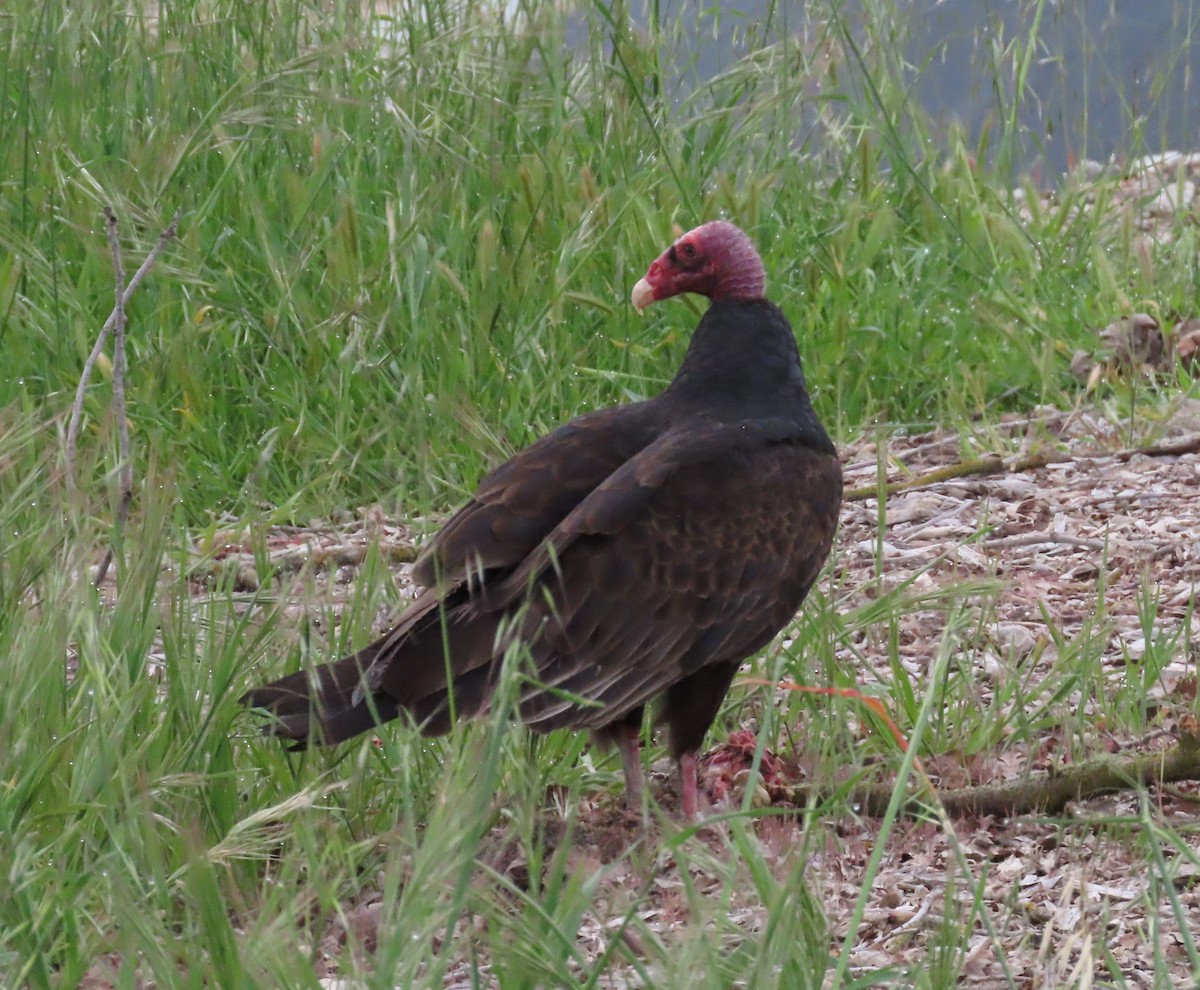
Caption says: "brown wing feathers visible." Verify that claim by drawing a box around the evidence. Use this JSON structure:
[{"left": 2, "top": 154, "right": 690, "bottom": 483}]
[{"left": 410, "top": 405, "right": 658, "bottom": 588}]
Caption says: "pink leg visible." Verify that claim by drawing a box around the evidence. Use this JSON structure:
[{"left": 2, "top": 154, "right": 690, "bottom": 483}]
[
  {"left": 617, "top": 724, "right": 644, "bottom": 809},
  {"left": 679, "top": 751, "right": 699, "bottom": 819}
]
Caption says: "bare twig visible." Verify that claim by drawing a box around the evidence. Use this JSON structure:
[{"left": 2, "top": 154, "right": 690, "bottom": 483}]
[
  {"left": 94, "top": 209, "right": 129, "bottom": 586},
  {"left": 64, "top": 209, "right": 180, "bottom": 586},
  {"left": 65, "top": 211, "right": 180, "bottom": 501}
]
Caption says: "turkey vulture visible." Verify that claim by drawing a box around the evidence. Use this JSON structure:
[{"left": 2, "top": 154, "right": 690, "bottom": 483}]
[{"left": 241, "top": 221, "right": 842, "bottom": 817}]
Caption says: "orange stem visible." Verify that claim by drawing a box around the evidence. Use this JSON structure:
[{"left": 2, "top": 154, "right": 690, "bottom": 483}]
[{"left": 740, "top": 678, "right": 921, "bottom": 771}]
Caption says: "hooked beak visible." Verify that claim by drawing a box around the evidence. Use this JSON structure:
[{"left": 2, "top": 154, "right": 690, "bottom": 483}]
[{"left": 631, "top": 277, "right": 655, "bottom": 314}]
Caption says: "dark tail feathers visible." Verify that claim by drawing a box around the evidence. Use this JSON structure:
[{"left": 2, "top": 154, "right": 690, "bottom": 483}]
[{"left": 239, "top": 649, "right": 401, "bottom": 750}]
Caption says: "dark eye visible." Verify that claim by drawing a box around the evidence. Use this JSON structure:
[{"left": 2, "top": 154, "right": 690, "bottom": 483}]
[{"left": 680, "top": 241, "right": 697, "bottom": 259}]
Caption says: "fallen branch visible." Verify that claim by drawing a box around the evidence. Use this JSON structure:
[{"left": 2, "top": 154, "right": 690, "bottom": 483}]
[
  {"left": 1113, "top": 431, "right": 1200, "bottom": 461},
  {"left": 844, "top": 431, "right": 1200, "bottom": 504},
  {"left": 189, "top": 540, "right": 418, "bottom": 591},
  {"left": 740, "top": 678, "right": 1200, "bottom": 818},
  {"left": 841, "top": 409, "right": 1075, "bottom": 475},
  {"left": 983, "top": 532, "right": 1106, "bottom": 551},
  {"left": 65, "top": 209, "right": 179, "bottom": 586},
  {"left": 789, "top": 734, "right": 1200, "bottom": 818},
  {"left": 843, "top": 451, "right": 1056, "bottom": 502}
]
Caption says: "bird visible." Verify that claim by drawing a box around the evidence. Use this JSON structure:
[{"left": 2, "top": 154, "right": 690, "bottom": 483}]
[{"left": 240, "top": 221, "right": 843, "bottom": 818}]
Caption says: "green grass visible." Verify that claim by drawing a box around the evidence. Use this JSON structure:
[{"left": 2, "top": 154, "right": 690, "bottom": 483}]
[
  {"left": 3, "top": 0, "right": 1193, "bottom": 521},
  {"left": 3, "top": 0, "right": 1200, "bottom": 987}
]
